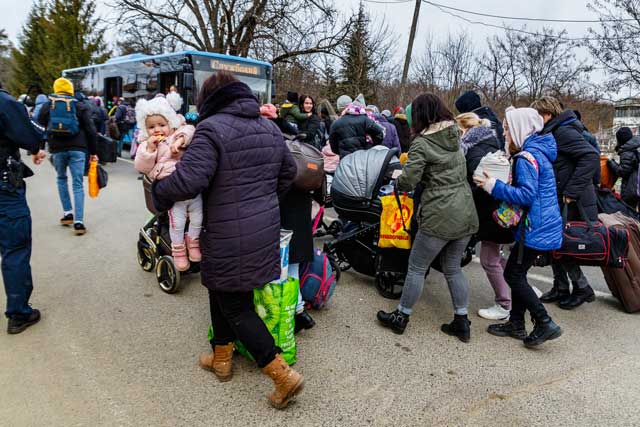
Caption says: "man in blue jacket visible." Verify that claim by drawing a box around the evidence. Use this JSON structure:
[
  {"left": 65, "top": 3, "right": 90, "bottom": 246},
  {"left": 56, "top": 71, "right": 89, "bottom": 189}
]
[{"left": 0, "top": 81, "right": 46, "bottom": 334}]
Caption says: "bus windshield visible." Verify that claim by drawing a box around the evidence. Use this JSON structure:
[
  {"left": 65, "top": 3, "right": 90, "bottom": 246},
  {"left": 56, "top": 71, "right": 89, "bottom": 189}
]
[{"left": 190, "top": 54, "right": 271, "bottom": 106}]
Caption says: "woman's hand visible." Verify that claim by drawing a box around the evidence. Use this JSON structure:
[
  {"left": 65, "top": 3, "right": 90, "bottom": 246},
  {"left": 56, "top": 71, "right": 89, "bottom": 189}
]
[{"left": 473, "top": 171, "right": 497, "bottom": 194}]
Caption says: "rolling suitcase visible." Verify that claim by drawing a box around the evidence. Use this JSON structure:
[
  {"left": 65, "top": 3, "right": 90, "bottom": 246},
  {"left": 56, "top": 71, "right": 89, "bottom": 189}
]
[{"left": 599, "top": 212, "right": 640, "bottom": 313}]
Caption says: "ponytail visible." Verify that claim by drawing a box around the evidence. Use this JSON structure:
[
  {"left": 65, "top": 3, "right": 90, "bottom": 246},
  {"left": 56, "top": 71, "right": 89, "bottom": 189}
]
[{"left": 455, "top": 112, "right": 491, "bottom": 131}]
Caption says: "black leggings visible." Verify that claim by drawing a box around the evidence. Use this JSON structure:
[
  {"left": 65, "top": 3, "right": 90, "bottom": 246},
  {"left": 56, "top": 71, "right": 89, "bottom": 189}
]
[
  {"left": 208, "top": 290, "right": 279, "bottom": 368},
  {"left": 504, "top": 245, "right": 551, "bottom": 325}
]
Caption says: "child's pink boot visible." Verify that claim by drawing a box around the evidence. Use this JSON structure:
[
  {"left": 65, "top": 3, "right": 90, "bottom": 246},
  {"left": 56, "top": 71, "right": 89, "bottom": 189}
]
[
  {"left": 171, "top": 243, "right": 190, "bottom": 271},
  {"left": 185, "top": 235, "right": 202, "bottom": 262}
]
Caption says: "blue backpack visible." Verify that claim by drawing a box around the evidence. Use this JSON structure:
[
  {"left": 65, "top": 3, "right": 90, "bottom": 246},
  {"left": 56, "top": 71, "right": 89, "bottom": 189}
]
[
  {"left": 300, "top": 249, "right": 337, "bottom": 309},
  {"left": 47, "top": 95, "right": 80, "bottom": 136}
]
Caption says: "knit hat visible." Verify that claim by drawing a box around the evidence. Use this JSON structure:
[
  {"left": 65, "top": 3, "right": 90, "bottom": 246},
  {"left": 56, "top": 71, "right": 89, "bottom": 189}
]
[
  {"left": 366, "top": 104, "right": 379, "bottom": 114},
  {"left": 616, "top": 127, "right": 634, "bottom": 146},
  {"left": 136, "top": 97, "right": 182, "bottom": 140},
  {"left": 504, "top": 106, "right": 543, "bottom": 150},
  {"left": 287, "top": 91, "right": 299, "bottom": 103},
  {"left": 381, "top": 110, "right": 391, "bottom": 118},
  {"left": 53, "top": 77, "right": 74, "bottom": 96},
  {"left": 454, "top": 90, "right": 481, "bottom": 114},
  {"left": 353, "top": 94, "right": 366, "bottom": 107},
  {"left": 260, "top": 103, "right": 278, "bottom": 119},
  {"left": 336, "top": 95, "right": 352, "bottom": 111}
]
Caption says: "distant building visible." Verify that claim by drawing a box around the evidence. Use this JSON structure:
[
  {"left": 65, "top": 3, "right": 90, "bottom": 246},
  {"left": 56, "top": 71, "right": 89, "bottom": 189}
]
[{"left": 613, "top": 97, "right": 640, "bottom": 133}]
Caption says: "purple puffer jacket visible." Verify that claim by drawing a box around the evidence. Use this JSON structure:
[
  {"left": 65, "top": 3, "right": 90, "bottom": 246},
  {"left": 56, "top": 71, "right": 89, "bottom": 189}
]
[
  {"left": 377, "top": 114, "right": 401, "bottom": 151},
  {"left": 152, "top": 82, "right": 297, "bottom": 292}
]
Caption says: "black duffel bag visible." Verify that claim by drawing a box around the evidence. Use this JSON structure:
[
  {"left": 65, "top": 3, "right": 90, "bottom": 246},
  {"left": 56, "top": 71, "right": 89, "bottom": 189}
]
[
  {"left": 552, "top": 201, "right": 629, "bottom": 268},
  {"left": 96, "top": 134, "right": 118, "bottom": 163}
]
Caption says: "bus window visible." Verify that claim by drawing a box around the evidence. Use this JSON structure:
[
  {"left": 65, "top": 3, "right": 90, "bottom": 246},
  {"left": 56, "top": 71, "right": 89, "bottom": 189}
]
[{"left": 105, "top": 77, "right": 122, "bottom": 112}]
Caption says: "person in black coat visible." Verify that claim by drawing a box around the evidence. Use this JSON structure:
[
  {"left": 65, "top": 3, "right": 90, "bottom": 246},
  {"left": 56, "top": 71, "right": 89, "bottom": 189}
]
[
  {"left": 532, "top": 96, "right": 599, "bottom": 310},
  {"left": 454, "top": 90, "right": 505, "bottom": 149},
  {"left": 296, "top": 95, "right": 322, "bottom": 149},
  {"left": 152, "top": 72, "right": 305, "bottom": 409},
  {"left": 329, "top": 105, "right": 385, "bottom": 158},
  {"left": 458, "top": 113, "right": 513, "bottom": 321},
  {"left": 392, "top": 108, "right": 411, "bottom": 152},
  {"left": 608, "top": 127, "right": 640, "bottom": 208}
]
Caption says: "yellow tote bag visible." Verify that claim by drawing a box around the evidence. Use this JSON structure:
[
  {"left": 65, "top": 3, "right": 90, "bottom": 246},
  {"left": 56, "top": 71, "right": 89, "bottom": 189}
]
[{"left": 378, "top": 192, "right": 413, "bottom": 249}]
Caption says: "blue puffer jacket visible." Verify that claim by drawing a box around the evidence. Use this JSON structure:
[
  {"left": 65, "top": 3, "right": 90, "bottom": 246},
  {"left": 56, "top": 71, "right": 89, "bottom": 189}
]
[{"left": 491, "top": 132, "right": 563, "bottom": 251}]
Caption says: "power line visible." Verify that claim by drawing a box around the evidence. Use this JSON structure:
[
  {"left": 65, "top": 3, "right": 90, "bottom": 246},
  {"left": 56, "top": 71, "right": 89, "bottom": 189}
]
[
  {"left": 423, "top": 1, "right": 636, "bottom": 23},
  {"left": 428, "top": 3, "right": 632, "bottom": 42}
]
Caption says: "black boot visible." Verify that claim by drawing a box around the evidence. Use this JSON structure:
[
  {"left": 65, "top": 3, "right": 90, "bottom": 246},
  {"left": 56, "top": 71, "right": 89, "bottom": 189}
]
[
  {"left": 440, "top": 314, "right": 471, "bottom": 343},
  {"left": 487, "top": 321, "right": 527, "bottom": 340},
  {"left": 540, "top": 286, "right": 570, "bottom": 303},
  {"left": 523, "top": 318, "right": 562, "bottom": 348},
  {"left": 558, "top": 286, "right": 595, "bottom": 310},
  {"left": 7, "top": 309, "right": 41, "bottom": 334},
  {"left": 377, "top": 309, "right": 409, "bottom": 335},
  {"left": 294, "top": 310, "right": 316, "bottom": 334}
]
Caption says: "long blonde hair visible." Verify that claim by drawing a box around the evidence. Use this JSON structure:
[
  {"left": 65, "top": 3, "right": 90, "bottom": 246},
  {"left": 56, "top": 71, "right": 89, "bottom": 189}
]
[{"left": 455, "top": 112, "right": 491, "bottom": 131}]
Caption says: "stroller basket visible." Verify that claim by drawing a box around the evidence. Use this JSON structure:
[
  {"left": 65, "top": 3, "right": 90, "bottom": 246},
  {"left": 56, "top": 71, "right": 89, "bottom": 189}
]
[{"left": 142, "top": 176, "right": 160, "bottom": 215}]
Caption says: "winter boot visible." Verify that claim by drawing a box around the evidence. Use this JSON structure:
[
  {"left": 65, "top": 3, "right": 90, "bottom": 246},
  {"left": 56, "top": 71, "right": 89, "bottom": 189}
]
[
  {"left": 262, "top": 354, "right": 304, "bottom": 409},
  {"left": 7, "top": 309, "right": 41, "bottom": 334},
  {"left": 540, "top": 286, "right": 570, "bottom": 303},
  {"left": 524, "top": 318, "right": 563, "bottom": 348},
  {"left": 487, "top": 321, "right": 527, "bottom": 340},
  {"left": 294, "top": 310, "right": 315, "bottom": 334},
  {"left": 558, "top": 285, "right": 595, "bottom": 310},
  {"left": 171, "top": 243, "right": 190, "bottom": 271},
  {"left": 199, "top": 343, "right": 234, "bottom": 382},
  {"left": 441, "top": 314, "right": 471, "bottom": 343},
  {"left": 185, "top": 235, "right": 202, "bottom": 262},
  {"left": 376, "top": 309, "right": 409, "bottom": 335}
]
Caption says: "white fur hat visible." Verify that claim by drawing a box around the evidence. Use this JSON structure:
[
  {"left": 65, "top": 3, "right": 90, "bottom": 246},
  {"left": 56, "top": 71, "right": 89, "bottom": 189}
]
[
  {"left": 136, "top": 97, "right": 182, "bottom": 140},
  {"left": 166, "top": 91, "right": 183, "bottom": 112}
]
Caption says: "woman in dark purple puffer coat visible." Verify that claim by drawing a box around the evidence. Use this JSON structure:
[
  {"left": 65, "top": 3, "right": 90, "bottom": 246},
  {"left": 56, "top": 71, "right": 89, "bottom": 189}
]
[{"left": 152, "top": 72, "right": 304, "bottom": 409}]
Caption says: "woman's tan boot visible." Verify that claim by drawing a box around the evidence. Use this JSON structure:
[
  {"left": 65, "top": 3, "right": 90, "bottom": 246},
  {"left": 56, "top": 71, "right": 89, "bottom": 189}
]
[
  {"left": 261, "top": 354, "right": 304, "bottom": 409},
  {"left": 198, "top": 343, "right": 234, "bottom": 382}
]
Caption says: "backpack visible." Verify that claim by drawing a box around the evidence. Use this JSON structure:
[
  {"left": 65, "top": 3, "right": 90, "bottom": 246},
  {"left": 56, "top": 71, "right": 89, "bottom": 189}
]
[
  {"left": 300, "top": 249, "right": 337, "bottom": 309},
  {"left": 493, "top": 151, "right": 539, "bottom": 228},
  {"left": 125, "top": 105, "right": 136, "bottom": 125},
  {"left": 47, "top": 95, "right": 80, "bottom": 136}
]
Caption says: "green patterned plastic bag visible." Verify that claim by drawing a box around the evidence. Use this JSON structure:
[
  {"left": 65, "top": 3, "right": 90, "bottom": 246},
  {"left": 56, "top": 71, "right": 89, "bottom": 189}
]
[{"left": 207, "top": 277, "right": 298, "bottom": 365}]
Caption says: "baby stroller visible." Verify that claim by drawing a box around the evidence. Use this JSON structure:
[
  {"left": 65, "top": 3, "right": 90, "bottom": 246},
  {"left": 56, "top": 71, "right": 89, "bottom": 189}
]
[
  {"left": 324, "top": 147, "right": 474, "bottom": 299},
  {"left": 136, "top": 176, "right": 200, "bottom": 293}
]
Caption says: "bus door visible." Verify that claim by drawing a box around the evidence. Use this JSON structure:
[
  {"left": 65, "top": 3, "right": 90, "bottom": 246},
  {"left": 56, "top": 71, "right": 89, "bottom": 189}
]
[
  {"left": 105, "top": 77, "right": 122, "bottom": 113},
  {"left": 159, "top": 72, "right": 178, "bottom": 95}
]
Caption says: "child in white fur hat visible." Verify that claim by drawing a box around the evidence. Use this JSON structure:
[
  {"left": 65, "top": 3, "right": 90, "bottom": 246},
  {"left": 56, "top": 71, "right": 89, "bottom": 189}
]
[{"left": 134, "top": 97, "right": 201, "bottom": 271}]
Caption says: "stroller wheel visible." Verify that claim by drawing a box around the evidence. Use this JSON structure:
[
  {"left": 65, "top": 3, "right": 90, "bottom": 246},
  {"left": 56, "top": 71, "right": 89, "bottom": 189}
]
[
  {"left": 375, "top": 273, "right": 403, "bottom": 300},
  {"left": 137, "top": 238, "right": 156, "bottom": 272},
  {"left": 156, "top": 255, "right": 181, "bottom": 294},
  {"left": 327, "top": 220, "right": 344, "bottom": 237}
]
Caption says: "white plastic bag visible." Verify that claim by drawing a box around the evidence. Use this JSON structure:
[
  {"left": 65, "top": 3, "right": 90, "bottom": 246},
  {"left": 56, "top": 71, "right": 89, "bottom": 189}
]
[{"left": 473, "top": 151, "right": 511, "bottom": 184}]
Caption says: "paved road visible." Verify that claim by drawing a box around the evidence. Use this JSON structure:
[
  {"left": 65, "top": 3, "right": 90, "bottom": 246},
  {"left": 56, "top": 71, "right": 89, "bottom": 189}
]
[{"left": 1, "top": 156, "right": 639, "bottom": 427}]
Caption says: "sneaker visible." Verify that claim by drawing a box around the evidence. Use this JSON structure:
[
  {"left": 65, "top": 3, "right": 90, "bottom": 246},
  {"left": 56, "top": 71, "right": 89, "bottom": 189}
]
[
  {"left": 60, "top": 213, "right": 74, "bottom": 226},
  {"left": 478, "top": 304, "right": 510, "bottom": 321},
  {"left": 73, "top": 223, "right": 86, "bottom": 235},
  {"left": 376, "top": 309, "right": 409, "bottom": 335},
  {"left": 7, "top": 309, "right": 41, "bottom": 334}
]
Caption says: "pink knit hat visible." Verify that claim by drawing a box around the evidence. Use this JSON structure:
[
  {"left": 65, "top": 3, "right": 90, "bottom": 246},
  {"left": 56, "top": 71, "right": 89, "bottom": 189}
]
[{"left": 260, "top": 103, "right": 278, "bottom": 119}]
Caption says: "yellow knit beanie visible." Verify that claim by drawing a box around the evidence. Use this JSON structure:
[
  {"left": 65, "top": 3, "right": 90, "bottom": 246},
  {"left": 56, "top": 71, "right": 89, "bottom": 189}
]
[{"left": 53, "top": 77, "right": 74, "bottom": 96}]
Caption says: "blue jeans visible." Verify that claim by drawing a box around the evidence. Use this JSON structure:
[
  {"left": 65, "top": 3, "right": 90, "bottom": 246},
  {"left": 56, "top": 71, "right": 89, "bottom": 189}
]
[
  {"left": 53, "top": 151, "right": 86, "bottom": 223},
  {"left": 0, "top": 186, "right": 34, "bottom": 317}
]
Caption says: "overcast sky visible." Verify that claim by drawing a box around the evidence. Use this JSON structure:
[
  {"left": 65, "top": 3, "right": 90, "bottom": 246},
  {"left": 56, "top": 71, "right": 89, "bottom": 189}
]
[{"left": 0, "top": 0, "right": 615, "bottom": 92}]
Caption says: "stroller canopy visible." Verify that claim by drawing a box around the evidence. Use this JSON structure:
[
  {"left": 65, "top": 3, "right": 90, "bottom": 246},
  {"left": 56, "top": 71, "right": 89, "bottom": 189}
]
[{"left": 332, "top": 146, "right": 399, "bottom": 200}]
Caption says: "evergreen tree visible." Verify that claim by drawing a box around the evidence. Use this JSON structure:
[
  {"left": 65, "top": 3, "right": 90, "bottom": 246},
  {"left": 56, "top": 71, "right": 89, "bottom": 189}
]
[
  {"left": 11, "top": 0, "right": 109, "bottom": 94},
  {"left": 340, "top": 1, "right": 376, "bottom": 104}
]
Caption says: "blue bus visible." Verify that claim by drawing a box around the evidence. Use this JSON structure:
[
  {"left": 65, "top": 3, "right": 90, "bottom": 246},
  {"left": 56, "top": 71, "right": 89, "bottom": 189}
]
[{"left": 62, "top": 50, "right": 273, "bottom": 113}]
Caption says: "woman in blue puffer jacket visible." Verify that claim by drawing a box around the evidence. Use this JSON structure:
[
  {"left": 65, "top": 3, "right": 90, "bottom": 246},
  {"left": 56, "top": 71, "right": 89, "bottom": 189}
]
[{"left": 474, "top": 107, "right": 563, "bottom": 348}]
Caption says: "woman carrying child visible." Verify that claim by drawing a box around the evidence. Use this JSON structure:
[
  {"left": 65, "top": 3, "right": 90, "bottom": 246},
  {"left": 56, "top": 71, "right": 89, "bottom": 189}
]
[
  {"left": 474, "top": 107, "right": 564, "bottom": 348},
  {"left": 133, "top": 97, "right": 200, "bottom": 272}
]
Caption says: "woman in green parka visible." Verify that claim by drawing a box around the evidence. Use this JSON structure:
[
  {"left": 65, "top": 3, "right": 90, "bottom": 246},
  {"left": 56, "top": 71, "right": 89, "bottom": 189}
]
[{"left": 377, "top": 93, "right": 479, "bottom": 341}]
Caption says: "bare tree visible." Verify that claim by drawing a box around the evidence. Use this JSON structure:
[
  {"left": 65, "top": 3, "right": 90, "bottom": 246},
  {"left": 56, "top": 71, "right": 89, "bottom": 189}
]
[
  {"left": 587, "top": 0, "right": 640, "bottom": 92},
  {"left": 111, "top": 0, "right": 353, "bottom": 65}
]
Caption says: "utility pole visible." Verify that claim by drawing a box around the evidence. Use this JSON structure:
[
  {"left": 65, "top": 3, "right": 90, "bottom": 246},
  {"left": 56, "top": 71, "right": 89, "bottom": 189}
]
[{"left": 399, "top": 0, "right": 422, "bottom": 104}]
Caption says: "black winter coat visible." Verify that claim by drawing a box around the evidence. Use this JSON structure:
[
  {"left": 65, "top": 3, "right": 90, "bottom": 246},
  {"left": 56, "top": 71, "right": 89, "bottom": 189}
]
[
  {"left": 280, "top": 189, "right": 314, "bottom": 264},
  {"left": 38, "top": 98, "right": 97, "bottom": 155},
  {"left": 541, "top": 110, "right": 599, "bottom": 221},
  {"left": 474, "top": 106, "right": 505, "bottom": 149},
  {"left": 152, "top": 82, "right": 297, "bottom": 293},
  {"left": 393, "top": 116, "right": 411, "bottom": 153},
  {"left": 329, "top": 114, "right": 384, "bottom": 158},
  {"left": 463, "top": 127, "right": 513, "bottom": 243},
  {"left": 298, "top": 114, "right": 322, "bottom": 149},
  {"left": 610, "top": 137, "right": 640, "bottom": 207}
]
